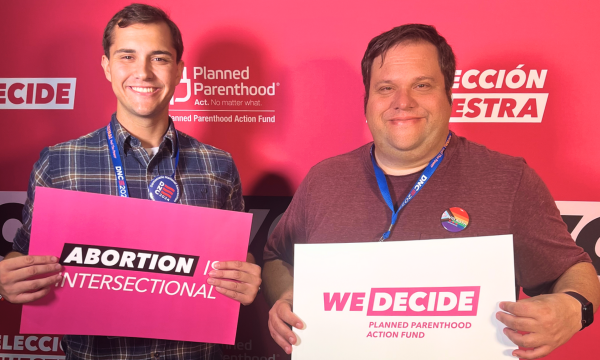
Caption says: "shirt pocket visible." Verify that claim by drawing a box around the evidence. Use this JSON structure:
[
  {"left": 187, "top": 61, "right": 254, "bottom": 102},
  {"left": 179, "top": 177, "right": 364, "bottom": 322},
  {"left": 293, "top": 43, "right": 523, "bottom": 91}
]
[{"left": 184, "top": 182, "right": 226, "bottom": 208}]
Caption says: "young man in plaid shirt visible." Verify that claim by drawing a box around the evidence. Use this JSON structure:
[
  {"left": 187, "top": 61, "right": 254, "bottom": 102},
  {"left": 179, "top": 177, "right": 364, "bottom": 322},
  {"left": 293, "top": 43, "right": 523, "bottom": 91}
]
[{"left": 0, "top": 4, "right": 260, "bottom": 359}]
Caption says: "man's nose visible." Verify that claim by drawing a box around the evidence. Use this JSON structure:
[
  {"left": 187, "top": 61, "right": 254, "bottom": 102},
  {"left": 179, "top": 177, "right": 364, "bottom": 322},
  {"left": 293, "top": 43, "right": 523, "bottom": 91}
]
[
  {"left": 392, "top": 88, "right": 417, "bottom": 110},
  {"left": 134, "top": 58, "right": 154, "bottom": 80}
]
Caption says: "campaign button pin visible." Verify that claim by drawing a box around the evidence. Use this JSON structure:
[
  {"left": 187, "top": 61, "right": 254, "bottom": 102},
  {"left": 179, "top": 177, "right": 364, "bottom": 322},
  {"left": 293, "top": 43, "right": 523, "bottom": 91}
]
[
  {"left": 148, "top": 175, "right": 180, "bottom": 203},
  {"left": 441, "top": 207, "right": 469, "bottom": 232}
]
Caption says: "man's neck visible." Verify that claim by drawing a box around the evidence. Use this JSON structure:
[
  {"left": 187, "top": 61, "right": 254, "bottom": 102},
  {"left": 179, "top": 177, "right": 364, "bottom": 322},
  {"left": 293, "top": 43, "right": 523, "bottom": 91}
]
[
  {"left": 115, "top": 111, "right": 169, "bottom": 148},
  {"left": 374, "top": 134, "right": 449, "bottom": 176}
]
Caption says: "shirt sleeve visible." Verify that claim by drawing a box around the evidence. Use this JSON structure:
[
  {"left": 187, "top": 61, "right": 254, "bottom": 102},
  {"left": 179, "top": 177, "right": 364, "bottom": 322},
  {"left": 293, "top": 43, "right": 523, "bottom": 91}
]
[
  {"left": 13, "top": 147, "right": 53, "bottom": 255},
  {"left": 225, "top": 159, "right": 244, "bottom": 212},
  {"left": 511, "top": 164, "right": 591, "bottom": 297},
  {"left": 263, "top": 172, "right": 310, "bottom": 265}
]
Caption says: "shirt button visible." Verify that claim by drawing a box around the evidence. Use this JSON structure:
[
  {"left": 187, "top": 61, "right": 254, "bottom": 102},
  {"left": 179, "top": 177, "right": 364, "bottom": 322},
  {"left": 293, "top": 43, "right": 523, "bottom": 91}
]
[{"left": 155, "top": 352, "right": 160, "bottom": 358}]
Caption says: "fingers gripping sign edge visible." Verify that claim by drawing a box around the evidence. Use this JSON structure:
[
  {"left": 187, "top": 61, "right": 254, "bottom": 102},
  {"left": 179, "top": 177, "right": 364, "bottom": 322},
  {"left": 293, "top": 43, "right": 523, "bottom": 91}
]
[
  {"left": 0, "top": 254, "right": 62, "bottom": 303},
  {"left": 269, "top": 298, "right": 304, "bottom": 354},
  {"left": 207, "top": 260, "right": 262, "bottom": 305}
]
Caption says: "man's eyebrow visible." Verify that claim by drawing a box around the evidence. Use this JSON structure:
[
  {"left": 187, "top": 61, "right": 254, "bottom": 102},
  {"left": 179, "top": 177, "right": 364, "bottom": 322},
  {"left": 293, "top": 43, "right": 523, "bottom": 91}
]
[
  {"left": 113, "top": 48, "right": 136, "bottom": 55},
  {"left": 113, "top": 49, "right": 174, "bottom": 57},
  {"left": 373, "top": 80, "right": 394, "bottom": 87},
  {"left": 415, "top": 76, "right": 437, "bottom": 82},
  {"left": 372, "top": 76, "right": 439, "bottom": 88},
  {"left": 149, "top": 50, "right": 173, "bottom": 57}
]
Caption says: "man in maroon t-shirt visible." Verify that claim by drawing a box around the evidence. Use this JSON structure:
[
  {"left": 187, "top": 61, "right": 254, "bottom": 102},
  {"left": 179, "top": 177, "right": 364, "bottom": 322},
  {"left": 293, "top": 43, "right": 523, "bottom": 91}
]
[{"left": 262, "top": 24, "right": 600, "bottom": 359}]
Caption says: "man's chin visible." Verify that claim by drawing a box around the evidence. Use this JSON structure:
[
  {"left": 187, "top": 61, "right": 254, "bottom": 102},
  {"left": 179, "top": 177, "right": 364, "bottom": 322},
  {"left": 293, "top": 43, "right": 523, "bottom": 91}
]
[
  {"left": 382, "top": 134, "right": 425, "bottom": 152},
  {"left": 117, "top": 109, "right": 167, "bottom": 123},
  {"left": 376, "top": 140, "right": 422, "bottom": 154}
]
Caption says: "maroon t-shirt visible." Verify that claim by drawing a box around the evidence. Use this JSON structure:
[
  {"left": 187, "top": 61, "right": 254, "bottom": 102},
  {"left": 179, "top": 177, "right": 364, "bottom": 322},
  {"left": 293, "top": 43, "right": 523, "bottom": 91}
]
[{"left": 263, "top": 133, "right": 591, "bottom": 296}]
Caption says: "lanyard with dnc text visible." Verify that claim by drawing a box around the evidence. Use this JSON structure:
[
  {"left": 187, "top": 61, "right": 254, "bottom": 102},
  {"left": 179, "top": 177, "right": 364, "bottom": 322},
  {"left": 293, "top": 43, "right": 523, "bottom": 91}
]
[
  {"left": 371, "top": 132, "right": 452, "bottom": 241},
  {"left": 106, "top": 122, "right": 181, "bottom": 203}
]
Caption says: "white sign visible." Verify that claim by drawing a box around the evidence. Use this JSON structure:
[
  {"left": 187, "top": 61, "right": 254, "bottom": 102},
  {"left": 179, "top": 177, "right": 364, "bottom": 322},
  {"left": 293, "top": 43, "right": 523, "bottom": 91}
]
[
  {"left": 293, "top": 235, "right": 516, "bottom": 360},
  {"left": 0, "top": 78, "right": 76, "bottom": 109}
]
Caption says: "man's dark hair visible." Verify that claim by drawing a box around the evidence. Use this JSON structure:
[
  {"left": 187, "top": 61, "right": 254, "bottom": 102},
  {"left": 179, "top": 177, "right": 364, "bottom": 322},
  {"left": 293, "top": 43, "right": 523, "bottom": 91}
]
[
  {"left": 103, "top": 3, "right": 184, "bottom": 63},
  {"left": 361, "top": 24, "right": 455, "bottom": 111}
]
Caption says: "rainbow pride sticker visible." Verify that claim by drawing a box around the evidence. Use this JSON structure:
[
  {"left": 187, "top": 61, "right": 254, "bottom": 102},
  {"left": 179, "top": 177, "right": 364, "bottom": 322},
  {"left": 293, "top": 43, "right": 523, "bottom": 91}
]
[{"left": 441, "top": 207, "right": 470, "bottom": 232}]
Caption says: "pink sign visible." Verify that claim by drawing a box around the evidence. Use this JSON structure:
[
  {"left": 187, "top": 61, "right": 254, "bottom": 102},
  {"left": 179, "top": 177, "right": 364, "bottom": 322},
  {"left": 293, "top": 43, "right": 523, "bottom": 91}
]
[{"left": 21, "top": 187, "right": 253, "bottom": 344}]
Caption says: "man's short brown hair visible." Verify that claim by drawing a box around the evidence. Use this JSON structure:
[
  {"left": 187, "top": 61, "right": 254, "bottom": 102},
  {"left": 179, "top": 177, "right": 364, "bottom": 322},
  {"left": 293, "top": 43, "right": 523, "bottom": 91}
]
[
  {"left": 102, "top": 3, "right": 184, "bottom": 63},
  {"left": 361, "top": 24, "right": 455, "bottom": 111}
]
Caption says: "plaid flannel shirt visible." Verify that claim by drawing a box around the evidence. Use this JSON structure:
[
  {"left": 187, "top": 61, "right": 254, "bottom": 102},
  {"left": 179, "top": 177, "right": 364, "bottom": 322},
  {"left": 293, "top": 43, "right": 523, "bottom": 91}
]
[{"left": 13, "top": 114, "right": 243, "bottom": 360}]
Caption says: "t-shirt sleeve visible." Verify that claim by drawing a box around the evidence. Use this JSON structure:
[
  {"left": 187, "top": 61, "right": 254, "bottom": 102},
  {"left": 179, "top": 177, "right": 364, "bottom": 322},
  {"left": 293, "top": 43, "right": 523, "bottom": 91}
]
[
  {"left": 13, "top": 148, "right": 53, "bottom": 255},
  {"left": 263, "top": 173, "right": 310, "bottom": 265},
  {"left": 511, "top": 164, "right": 591, "bottom": 297}
]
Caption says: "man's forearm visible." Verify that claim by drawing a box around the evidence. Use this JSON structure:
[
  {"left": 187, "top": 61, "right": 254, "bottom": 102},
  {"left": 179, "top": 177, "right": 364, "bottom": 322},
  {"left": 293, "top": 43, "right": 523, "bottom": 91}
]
[
  {"left": 262, "top": 259, "right": 294, "bottom": 306},
  {"left": 551, "top": 262, "right": 600, "bottom": 312}
]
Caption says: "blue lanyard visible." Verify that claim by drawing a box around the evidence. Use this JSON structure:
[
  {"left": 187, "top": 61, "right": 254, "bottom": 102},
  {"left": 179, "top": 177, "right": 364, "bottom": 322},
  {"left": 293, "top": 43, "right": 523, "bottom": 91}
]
[
  {"left": 371, "top": 132, "right": 452, "bottom": 241},
  {"left": 106, "top": 122, "right": 180, "bottom": 198}
]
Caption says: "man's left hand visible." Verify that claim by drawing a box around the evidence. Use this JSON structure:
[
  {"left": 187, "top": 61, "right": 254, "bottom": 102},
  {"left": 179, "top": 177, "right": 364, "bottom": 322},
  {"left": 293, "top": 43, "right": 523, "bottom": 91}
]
[
  {"left": 496, "top": 293, "right": 582, "bottom": 359},
  {"left": 207, "top": 261, "right": 262, "bottom": 306}
]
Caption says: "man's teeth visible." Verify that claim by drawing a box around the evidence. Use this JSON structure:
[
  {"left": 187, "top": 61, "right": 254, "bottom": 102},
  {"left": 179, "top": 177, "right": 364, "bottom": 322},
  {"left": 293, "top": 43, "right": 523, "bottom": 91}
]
[{"left": 131, "top": 87, "right": 156, "bottom": 93}]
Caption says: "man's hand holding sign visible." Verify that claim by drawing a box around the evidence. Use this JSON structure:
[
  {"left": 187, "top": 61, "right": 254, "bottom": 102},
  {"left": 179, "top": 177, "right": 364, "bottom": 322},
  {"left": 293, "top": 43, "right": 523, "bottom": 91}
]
[
  {"left": 209, "top": 258, "right": 262, "bottom": 306},
  {"left": 0, "top": 254, "right": 62, "bottom": 304},
  {"left": 496, "top": 262, "right": 599, "bottom": 359},
  {"left": 264, "top": 259, "right": 303, "bottom": 354}
]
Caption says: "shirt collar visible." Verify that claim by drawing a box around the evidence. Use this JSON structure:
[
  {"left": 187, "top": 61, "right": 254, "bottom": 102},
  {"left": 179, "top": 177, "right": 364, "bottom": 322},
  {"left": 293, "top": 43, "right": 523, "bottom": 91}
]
[
  {"left": 362, "top": 130, "right": 457, "bottom": 176},
  {"left": 110, "top": 114, "right": 178, "bottom": 158}
]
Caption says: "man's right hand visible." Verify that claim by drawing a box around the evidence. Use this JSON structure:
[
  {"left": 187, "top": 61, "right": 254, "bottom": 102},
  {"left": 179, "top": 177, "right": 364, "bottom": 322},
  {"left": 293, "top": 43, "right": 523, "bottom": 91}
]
[
  {"left": 268, "top": 297, "right": 304, "bottom": 354},
  {"left": 0, "top": 253, "right": 62, "bottom": 303}
]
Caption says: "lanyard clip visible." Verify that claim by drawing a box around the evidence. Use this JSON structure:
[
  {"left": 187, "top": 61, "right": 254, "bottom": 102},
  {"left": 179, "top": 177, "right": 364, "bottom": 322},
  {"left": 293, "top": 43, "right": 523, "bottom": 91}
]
[{"left": 379, "top": 224, "right": 394, "bottom": 242}]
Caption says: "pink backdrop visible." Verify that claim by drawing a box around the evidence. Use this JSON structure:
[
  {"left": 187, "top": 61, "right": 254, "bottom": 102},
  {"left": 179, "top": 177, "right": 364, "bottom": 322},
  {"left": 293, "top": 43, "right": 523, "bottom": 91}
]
[{"left": 1, "top": 0, "right": 599, "bottom": 359}]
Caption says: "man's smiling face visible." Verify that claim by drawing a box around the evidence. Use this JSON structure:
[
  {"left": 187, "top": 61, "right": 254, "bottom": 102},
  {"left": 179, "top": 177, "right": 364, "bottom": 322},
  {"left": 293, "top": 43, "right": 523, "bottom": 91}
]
[
  {"left": 101, "top": 22, "right": 183, "bottom": 123},
  {"left": 366, "top": 41, "right": 451, "bottom": 158}
]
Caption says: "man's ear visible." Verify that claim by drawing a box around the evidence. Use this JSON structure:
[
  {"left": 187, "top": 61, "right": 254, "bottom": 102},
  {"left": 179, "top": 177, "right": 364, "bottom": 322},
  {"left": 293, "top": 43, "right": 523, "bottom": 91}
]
[
  {"left": 101, "top": 55, "right": 112, "bottom": 82},
  {"left": 176, "top": 60, "right": 184, "bottom": 86}
]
